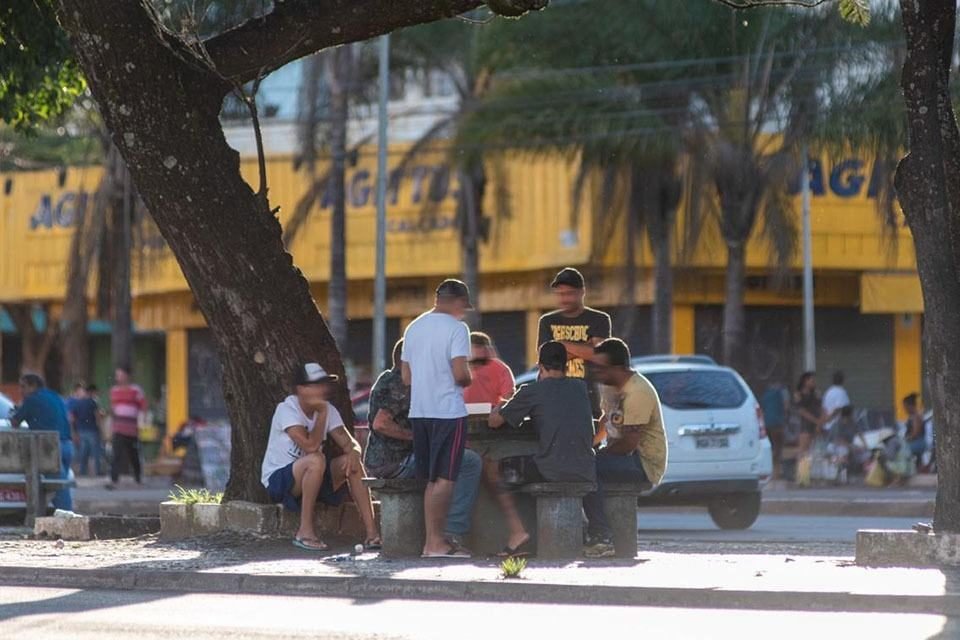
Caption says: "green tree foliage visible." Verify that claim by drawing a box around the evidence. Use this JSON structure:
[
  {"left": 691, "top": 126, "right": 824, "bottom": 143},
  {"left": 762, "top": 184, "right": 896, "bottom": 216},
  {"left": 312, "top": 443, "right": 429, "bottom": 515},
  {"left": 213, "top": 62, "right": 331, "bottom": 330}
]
[{"left": 0, "top": 0, "right": 85, "bottom": 130}]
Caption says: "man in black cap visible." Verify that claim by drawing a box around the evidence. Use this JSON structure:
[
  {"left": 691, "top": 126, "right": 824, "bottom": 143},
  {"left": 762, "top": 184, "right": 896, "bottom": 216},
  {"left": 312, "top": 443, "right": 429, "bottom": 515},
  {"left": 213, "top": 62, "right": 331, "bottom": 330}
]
[
  {"left": 261, "top": 362, "right": 380, "bottom": 552},
  {"left": 488, "top": 341, "right": 597, "bottom": 556},
  {"left": 401, "top": 279, "right": 475, "bottom": 557},
  {"left": 538, "top": 267, "right": 612, "bottom": 416}
]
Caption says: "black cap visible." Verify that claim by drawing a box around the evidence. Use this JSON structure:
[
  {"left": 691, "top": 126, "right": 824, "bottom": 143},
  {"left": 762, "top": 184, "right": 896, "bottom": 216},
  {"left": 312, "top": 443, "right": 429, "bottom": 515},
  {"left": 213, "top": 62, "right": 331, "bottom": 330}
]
[
  {"left": 550, "top": 267, "right": 585, "bottom": 289},
  {"left": 293, "top": 362, "right": 339, "bottom": 386},
  {"left": 538, "top": 341, "right": 568, "bottom": 372},
  {"left": 436, "top": 279, "right": 474, "bottom": 309}
]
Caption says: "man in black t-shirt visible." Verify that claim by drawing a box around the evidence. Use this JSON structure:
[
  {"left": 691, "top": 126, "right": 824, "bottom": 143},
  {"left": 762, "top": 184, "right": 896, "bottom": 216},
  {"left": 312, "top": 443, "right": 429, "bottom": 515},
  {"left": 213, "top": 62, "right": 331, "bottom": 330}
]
[{"left": 537, "top": 267, "right": 611, "bottom": 416}]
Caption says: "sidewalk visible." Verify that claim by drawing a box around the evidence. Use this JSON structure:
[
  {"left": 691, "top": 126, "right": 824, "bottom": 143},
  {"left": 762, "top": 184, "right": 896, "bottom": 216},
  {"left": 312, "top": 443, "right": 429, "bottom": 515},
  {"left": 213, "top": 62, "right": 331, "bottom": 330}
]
[
  {"left": 0, "top": 531, "right": 957, "bottom": 614},
  {"left": 69, "top": 477, "right": 937, "bottom": 518}
]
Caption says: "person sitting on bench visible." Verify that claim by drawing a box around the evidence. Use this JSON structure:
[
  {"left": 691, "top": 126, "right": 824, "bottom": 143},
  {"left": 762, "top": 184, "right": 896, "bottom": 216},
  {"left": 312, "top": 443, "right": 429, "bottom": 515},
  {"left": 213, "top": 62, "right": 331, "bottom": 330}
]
[
  {"left": 582, "top": 338, "right": 667, "bottom": 558},
  {"left": 488, "top": 341, "right": 596, "bottom": 556},
  {"left": 261, "top": 362, "right": 381, "bottom": 552}
]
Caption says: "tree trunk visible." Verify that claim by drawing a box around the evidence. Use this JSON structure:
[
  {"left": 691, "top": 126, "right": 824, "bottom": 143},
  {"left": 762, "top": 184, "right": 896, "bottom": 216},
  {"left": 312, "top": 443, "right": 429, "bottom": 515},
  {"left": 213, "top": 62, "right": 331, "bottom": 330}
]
[
  {"left": 458, "top": 165, "right": 485, "bottom": 330},
  {"left": 111, "top": 166, "right": 134, "bottom": 372},
  {"left": 325, "top": 46, "right": 352, "bottom": 353},
  {"left": 896, "top": 0, "right": 960, "bottom": 532},
  {"left": 620, "top": 177, "right": 640, "bottom": 343},
  {"left": 61, "top": 192, "right": 104, "bottom": 387},
  {"left": 6, "top": 304, "right": 59, "bottom": 380},
  {"left": 722, "top": 243, "right": 746, "bottom": 372},
  {"left": 56, "top": 0, "right": 352, "bottom": 503},
  {"left": 651, "top": 229, "right": 673, "bottom": 354}
]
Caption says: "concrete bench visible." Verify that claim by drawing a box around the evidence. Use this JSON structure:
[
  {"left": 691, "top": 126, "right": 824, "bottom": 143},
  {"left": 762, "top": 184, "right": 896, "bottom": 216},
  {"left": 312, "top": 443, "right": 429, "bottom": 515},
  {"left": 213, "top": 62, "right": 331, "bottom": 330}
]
[
  {"left": 514, "top": 482, "right": 596, "bottom": 559},
  {"left": 363, "top": 477, "right": 426, "bottom": 557},
  {"left": 603, "top": 482, "right": 652, "bottom": 558},
  {"left": 0, "top": 430, "right": 67, "bottom": 526}
]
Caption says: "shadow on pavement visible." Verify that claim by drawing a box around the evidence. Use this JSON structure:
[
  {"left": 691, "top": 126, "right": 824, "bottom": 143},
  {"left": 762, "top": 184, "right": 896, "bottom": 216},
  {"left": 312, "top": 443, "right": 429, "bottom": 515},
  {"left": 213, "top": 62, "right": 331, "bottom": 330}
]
[
  {"left": 0, "top": 587, "right": 174, "bottom": 624},
  {"left": 926, "top": 569, "right": 960, "bottom": 639}
]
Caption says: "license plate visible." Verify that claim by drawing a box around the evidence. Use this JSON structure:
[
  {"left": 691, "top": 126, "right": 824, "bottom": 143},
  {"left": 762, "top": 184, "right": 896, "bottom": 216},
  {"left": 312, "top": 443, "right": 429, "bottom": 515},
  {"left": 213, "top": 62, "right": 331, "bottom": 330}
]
[
  {"left": 695, "top": 436, "right": 729, "bottom": 449},
  {"left": 0, "top": 486, "right": 26, "bottom": 502}
]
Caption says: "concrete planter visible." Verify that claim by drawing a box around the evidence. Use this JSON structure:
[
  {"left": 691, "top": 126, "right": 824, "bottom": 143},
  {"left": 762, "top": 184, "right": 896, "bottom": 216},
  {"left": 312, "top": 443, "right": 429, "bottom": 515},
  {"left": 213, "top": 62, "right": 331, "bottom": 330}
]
[
  {"left": 223, "top": 500, "right": 279, "bottom": 535},
  {"left": 35, "top": 515, "right": 160, "bottom": 541},
  {"left": 857, "top": 529, "right": 960, "bottom": 567},
  {"left": 192, "top": 503, "right": 224, "bottom": 535},
  {"left": 159, "top": 501, "right": 193, "bottom": 540}
]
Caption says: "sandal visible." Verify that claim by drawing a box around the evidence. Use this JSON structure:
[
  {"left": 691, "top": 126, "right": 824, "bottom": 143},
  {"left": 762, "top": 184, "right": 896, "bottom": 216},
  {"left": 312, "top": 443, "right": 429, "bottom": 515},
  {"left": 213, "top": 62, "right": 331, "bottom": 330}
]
[
  {"left": 421, "top": 544, "right": 471, "bottom": 559},
  {"left": 497, "top": 538, "right": 533, "bottom": 558},
  {"left": 364, "top": 537, "right": 383, "bottom": 551},
  {"left": 293, "top": 536, "right": 328, "bottom": 551}
]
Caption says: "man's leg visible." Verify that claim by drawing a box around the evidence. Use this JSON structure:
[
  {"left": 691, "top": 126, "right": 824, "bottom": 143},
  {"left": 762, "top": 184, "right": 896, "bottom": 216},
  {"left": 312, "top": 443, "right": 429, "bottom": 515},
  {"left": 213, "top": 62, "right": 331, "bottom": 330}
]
[
  {"left": 130, "top": 437, "right": 143, "bottom": 483},
  {"left": 290, "top": 453, "right": 326, "bottom": 544},
  {"left": 480, "top": 454, "right": 529, "bottom": 550},
  {"left": 423, "top": 478, "right": 456, "bottom": 555},
  {"left": 109, "top": 434, "right": 122, "bottom": 484},
  {"left": 53, "top": 441, "right": 74, "bottom": 511},
  {"left": 77, "top": 433, "right": 91, "bottom": 477},
  {"left": 330, "top": 454, "right": 380, "bottom": 543},
  {"left": 444, "top": 449, "right": 481, "bottom": 541}
]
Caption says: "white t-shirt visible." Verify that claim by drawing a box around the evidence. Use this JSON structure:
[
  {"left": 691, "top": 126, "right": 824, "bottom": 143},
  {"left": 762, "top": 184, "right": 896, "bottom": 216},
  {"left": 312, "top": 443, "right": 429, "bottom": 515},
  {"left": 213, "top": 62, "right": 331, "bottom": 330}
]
[
  {"left": 260, "top": 396, "right": 344, "bottom": 487},
  {"left": 822, "top": 385, "right": 851, "bottom": 416},
  {"left": 401, "top": 311, "right": 471, "bottom": 419}
]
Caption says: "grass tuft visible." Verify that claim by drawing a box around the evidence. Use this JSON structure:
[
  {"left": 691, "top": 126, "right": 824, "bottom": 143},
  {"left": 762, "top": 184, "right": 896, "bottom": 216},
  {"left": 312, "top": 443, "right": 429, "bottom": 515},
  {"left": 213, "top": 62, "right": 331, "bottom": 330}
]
[
  {"left": 500, "top": 556, "right": 527, "bottom": 579},
  {"left": 167, "top": 484, "right": 223, "bottom": 505}
]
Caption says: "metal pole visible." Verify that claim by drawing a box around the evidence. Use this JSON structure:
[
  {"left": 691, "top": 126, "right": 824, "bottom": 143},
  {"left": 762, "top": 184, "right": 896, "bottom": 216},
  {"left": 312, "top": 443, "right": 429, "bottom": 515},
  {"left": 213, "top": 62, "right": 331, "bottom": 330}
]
[
  {"left": 372, "top": 34, "right": 390, "bottom": 375},
  {"left": 801, "top": 144, "right": 816, "bottom": 372}
]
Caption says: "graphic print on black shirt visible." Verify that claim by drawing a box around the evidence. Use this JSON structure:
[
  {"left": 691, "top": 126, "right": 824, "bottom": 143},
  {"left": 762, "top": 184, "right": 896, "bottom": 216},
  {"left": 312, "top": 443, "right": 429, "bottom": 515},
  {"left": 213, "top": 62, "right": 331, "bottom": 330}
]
[{"left": 537, "top": 307, "right": 612, "bottom": 379}]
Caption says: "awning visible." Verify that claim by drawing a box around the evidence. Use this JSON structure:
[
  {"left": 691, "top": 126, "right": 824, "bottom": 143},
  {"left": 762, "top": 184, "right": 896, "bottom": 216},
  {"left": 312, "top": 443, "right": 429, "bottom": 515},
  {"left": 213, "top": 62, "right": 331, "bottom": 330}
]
[{"left": 860, "top": 272, "right": 923, "bottom": 314}]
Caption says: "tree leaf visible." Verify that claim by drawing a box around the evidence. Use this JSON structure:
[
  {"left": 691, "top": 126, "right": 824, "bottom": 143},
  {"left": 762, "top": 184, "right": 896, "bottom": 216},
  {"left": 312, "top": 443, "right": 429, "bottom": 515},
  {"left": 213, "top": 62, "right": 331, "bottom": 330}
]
[{"left": 838, "top": 0, "right": 870, "bottom": 27}]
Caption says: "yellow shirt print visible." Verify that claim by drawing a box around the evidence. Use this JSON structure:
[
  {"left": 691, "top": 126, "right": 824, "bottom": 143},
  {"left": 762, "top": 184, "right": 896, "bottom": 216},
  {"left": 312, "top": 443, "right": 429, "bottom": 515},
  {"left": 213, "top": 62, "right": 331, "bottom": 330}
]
[{"left": 550, "top": 324, "right": 590, "bottom": 378}]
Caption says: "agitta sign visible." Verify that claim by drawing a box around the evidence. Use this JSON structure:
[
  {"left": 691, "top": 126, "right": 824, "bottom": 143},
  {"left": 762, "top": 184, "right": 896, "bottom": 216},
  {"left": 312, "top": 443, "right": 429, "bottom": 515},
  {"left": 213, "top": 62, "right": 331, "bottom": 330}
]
[{"left": 789, "top": 157, "right": 890, "bottom": 199}]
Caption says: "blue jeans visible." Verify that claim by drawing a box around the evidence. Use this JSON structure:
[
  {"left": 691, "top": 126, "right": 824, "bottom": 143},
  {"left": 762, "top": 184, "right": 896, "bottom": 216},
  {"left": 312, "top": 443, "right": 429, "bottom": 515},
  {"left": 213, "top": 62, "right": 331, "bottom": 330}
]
[
  {"left": 52, "top": 440, "right": 74, "bottom": 511},
  {"left": 908, "top": 437, "right": 927, "bottom": 459},
  {"left": 77, "top": 430, "right": 104, "bottom": 476},
  {"left": 583, "top": 451, "right": 647, "bottom": 540},
  {"left": 398, "top": 448, "right": 482, "bottom": 537}
]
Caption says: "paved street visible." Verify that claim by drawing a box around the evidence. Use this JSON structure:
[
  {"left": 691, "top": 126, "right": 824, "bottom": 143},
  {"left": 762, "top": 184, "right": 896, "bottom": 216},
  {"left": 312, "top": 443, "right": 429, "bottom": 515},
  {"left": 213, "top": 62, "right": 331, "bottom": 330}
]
[{"left": 0, "top": 586, "right": 954, "bottom": 640}]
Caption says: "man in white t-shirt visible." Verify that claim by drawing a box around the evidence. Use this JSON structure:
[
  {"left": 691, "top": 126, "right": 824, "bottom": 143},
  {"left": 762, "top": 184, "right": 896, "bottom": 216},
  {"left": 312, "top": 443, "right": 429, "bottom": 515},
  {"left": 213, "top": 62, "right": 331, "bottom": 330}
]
[
  {"left": 261, "top": 362, "right": 380, "bottom": 552},
  {"left": 401, "top": 279, "right": 474, "bottom": 558},
  {"left": 822, "top": 370, "right": 851, "bottom": 433}
]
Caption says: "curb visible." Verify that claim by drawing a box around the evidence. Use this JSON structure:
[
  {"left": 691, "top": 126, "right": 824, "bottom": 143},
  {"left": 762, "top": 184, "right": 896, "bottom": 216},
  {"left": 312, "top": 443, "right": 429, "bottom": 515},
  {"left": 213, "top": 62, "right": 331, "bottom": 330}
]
[
  {"left": 1, "top": 565, "right": 957, "bottom": 615},
  {"left": 760, "top": 499, "right": 934, "bottom": 518}
]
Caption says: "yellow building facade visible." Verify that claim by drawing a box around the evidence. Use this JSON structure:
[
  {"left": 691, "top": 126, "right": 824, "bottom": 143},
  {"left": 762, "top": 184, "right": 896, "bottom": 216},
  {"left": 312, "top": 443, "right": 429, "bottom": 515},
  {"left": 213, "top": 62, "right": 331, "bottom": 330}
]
[{"left": 0, "top": 146, "right": 924, "bottom": 430}]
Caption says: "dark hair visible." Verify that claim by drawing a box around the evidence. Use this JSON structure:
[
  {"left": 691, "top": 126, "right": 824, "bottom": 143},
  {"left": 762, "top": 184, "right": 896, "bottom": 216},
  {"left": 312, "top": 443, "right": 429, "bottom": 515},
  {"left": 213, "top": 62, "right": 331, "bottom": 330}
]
[
  {"left": 538, "top": 341, "right": 568, "bottom": 372},
  {"left": 391, "top": 339, "right": 404, "bottom": 370},
  {"left": 20, "top": 373, "right": 45, "bottom": 389},
  {"left": 595, "top": 338, "right": 631, "bottom": 368},
  {"left": 797, "top": 371, "right": 816, "bottom": 392},
  {"left": 832, "top": 370, "right": 845, "bottom": 386},
  {"left": 86, "top": 384, "right": 98, "bottom": 393},
  {"left": 74, "top": 382, "right": 85, "bottom": 391},
  {"left": 116, "top": 365, "right": 131, "bottom": 375},
  {"left": 840, "top": 405, "right": 854, "bottom": 418},
  {"left": 903, "top": 393, "right": 919, "bottom": 407},
  {"left": 470, "top": 332, "right": 492, "bottom": 348}
]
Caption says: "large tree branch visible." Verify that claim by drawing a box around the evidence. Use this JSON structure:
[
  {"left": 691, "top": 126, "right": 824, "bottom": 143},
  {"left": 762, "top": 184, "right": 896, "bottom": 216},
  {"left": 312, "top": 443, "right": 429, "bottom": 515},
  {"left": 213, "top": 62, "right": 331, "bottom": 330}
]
[{"left": 206, "top": 0, "right": 487, "bottom": 85}]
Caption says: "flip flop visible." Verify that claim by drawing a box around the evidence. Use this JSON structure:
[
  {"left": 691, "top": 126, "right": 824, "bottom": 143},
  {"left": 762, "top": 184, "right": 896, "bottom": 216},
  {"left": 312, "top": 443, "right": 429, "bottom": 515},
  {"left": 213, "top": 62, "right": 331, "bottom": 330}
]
[
  {"left": 497, "top": 538, "right": 532, "bottom": 558},
  {"left": 421, "top": 545, "right": 471, "bottom": 559},
  {"left": 293, "top": 537, "right": 328, "bottom": 551},
  {"left": 364, "top": 538, "right": 383, "bottom": 551}
]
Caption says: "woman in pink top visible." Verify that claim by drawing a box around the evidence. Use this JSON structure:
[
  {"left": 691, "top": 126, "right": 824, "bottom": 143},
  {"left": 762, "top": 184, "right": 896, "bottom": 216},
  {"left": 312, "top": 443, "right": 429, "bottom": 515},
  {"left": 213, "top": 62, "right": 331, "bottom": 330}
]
[{"left": 464, "top": 332, "right": 516, "bottom": 406}]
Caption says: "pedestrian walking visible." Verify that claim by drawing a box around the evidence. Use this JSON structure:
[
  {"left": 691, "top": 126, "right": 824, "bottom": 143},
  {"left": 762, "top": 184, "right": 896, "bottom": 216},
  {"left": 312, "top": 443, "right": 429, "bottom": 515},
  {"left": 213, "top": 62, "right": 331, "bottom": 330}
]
[
  {"left": 67, "top": 383, "right": 104, "bottom": 476},
  {"left": 760, "top": 381, "right": 789, "bottom": 479},
  {"left": 107, "top": 366, "right": 147, "bottom": 489}
]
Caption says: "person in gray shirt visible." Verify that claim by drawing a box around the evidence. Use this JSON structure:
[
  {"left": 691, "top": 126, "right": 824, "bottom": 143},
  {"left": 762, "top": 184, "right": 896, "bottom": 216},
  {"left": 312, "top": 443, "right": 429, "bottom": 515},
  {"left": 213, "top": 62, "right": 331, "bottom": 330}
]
[{"left": 489, "top": 341, "right": 597, "bottom": 484}]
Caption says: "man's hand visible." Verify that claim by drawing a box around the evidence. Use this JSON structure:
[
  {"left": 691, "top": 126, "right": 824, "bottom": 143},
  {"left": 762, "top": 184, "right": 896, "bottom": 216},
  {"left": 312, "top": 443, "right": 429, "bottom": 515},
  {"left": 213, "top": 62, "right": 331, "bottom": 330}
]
[{"left": 343, "top": 447, "right": 363, "bottom": 477}]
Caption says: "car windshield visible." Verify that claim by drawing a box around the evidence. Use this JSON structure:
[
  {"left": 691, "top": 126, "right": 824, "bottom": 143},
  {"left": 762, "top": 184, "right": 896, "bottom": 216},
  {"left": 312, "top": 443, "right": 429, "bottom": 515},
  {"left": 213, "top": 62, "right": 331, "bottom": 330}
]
[{"left": 643, "top": 370, "right": 747, "bottom": 410}]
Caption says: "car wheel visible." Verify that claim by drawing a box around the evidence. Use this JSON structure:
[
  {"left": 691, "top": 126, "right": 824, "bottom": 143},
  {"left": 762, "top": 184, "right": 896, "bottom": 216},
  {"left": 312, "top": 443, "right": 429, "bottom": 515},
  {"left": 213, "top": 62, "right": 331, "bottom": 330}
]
[{"left": 707, "top": 492, "right": 761, "bottom": 530}]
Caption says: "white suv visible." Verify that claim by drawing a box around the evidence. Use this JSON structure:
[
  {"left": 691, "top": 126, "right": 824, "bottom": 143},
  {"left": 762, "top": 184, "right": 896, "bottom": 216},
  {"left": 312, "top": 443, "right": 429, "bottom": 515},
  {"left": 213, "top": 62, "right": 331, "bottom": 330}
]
[
  {"left": 635, "top": 359, "right": 772, "bottom": 529},
  {"left": 514, "top": 355, "right": 772, "bottom": 529}
]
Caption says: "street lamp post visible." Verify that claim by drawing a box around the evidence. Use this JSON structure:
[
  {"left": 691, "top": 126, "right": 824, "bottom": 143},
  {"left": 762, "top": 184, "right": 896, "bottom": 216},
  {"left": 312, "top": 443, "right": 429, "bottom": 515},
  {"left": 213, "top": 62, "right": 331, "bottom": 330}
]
[
  {"left": 801, "top": 144, "right": 816, "bottom": 372},
  {"left": 372, "top": 34, "right": 390, "bottom": 376}
]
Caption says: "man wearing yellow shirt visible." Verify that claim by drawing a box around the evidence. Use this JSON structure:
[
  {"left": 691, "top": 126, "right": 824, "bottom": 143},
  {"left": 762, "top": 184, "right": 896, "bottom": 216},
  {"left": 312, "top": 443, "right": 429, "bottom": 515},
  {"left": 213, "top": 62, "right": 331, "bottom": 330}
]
[{"left": 583, "top": 338, "right": 668, "bottom": 558}]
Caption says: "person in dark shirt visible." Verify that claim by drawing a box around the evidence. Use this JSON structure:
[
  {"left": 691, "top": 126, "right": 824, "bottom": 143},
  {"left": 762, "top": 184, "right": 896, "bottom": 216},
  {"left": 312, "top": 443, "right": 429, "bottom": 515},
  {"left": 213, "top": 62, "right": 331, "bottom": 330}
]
[
  {"left": 793, "top": 371, "right": 825, "bottom": 456},
  {"left": 487, "top": 341, "right": 596, "bottom": 557},
  {"left": 67, "top": 383, "right": 103, "bottom": 477},
  {"left": 12, "top": 374, "right": 74, "bottom": 510},
  {"left": 537, "top": 267, "right": 611, "bottom": 417}
]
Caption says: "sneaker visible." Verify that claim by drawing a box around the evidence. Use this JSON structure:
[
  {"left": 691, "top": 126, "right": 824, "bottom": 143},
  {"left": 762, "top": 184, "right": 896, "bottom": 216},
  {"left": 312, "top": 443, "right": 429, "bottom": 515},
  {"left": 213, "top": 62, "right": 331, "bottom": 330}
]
[{"left": 584, "top": 538, "right": 616, "bottom": 559}]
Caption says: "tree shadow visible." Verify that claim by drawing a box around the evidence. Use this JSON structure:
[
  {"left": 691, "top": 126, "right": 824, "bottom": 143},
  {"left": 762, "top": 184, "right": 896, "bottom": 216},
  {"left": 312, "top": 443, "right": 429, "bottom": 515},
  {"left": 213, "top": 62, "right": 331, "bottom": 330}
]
[
  {"left": 0, "top": 587, "right": 173, "bottom": 624},
  {"left": 925, "top": 568, "right": 960, "bottom": 639}
]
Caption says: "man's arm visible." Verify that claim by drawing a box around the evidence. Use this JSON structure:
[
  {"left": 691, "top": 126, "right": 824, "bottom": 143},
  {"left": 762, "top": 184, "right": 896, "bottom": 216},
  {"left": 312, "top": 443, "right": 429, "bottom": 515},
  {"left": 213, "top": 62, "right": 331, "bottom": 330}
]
[
  {"left": 285, "top": 424, "right": 325, "bottom": 454},
  {"left": 329, "top": 425, "right": 364, "bottom": 475},
  {"left": 372, "top": 409, "right": 413, "bottom": 441},
  {"left": 490, "top": 385, "right": 533, "bottom": 430},
  {"left": 560, "top": 341, "right": 598, "bottom": 361},
  {"left": 452, "top": 356, "right": 472, "bottom": 388},
  {"left": 401, "top": 361, "right": 412, "bottom": 386}
]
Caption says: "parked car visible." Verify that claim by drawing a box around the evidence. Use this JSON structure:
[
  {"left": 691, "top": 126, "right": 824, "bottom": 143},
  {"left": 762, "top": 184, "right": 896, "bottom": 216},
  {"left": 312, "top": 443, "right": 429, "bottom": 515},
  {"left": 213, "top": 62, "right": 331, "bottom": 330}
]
[
  {"left": 0, "top": 392, "right": 28, "bottom": 512},
  {"left": 514, "top": 356, "right": 771, "bottom": 529}
]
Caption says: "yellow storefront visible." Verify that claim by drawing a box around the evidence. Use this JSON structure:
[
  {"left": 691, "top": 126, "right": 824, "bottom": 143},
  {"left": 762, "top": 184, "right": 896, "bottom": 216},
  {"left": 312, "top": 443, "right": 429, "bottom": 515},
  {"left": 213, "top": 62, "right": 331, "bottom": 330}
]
[{"left": 0, "top": 145, "right": 924, "bottom": 429}]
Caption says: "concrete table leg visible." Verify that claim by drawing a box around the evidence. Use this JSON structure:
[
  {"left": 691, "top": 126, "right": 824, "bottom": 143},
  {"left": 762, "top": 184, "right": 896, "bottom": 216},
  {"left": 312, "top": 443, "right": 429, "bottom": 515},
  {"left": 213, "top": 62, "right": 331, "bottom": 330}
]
[
  {"left": 605, "top": 495, "right": 638, "bottom": 558},
  {"left": 535, "top": 496, "right": 583, "bottom": 559},
  {"left": 379, "top": 492, "right": 425, "bottom": 558}
]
